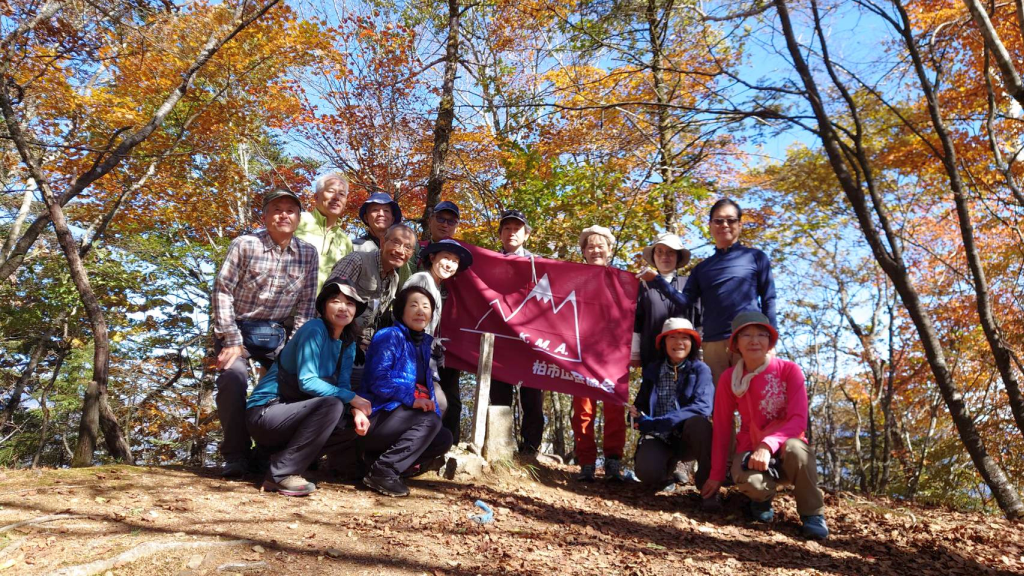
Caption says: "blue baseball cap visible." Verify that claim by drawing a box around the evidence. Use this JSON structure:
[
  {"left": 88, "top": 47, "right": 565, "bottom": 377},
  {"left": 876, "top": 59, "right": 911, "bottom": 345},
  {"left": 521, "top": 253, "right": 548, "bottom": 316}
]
[{"left": 433, "top": 201, "right": 460, "bottom": 219}]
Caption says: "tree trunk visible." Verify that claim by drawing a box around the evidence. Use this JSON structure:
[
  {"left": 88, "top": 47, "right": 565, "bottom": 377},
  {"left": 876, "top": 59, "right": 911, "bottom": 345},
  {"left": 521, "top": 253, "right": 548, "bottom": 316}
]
[
  {"left": 908, "top": 393, "right": 943, "bottom": 500},
  {"left": 1, "top": 181, "right": 35, "bottom": 261},
  {"left": 645, "top": 0, "right": 678, "bottom": 233},
  {"left": 0, "top": 83, "right": 133, "bottom": 466},
  {"left": 423, "top": 0, "right": 462, "bottom": 229},
  {"left": 841, "top": 385, "right": 869, "bottom": 492},
  {"left": 0, "top": 332, "right": 49, "bottom": 430},
  {"left": 32, "top": 347, "right": 66, "bottom": 468},
  {"left": 777, "top": 0, "right": 1024, "bottom": 518},
  {"left": 894, "top": 0, "right": 1024, "bottom": 442},
  {"left": 963, "top": 0, "right": 1024, "bottom": 107}
]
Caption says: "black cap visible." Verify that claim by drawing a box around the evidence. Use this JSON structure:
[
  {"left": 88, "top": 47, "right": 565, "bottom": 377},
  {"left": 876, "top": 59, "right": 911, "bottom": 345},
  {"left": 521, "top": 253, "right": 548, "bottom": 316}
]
[
  {"left": 433, "top": 200, "right": 460, "bottom": 219},
  {"left": 499, "top": 209, "right": 528, "bottom": 227},
  {"left": 419, "top": 239, "right": 474, "bottom": 272},
  {"left": 263, "top": 188, "right": 302, "bottom": 210}
]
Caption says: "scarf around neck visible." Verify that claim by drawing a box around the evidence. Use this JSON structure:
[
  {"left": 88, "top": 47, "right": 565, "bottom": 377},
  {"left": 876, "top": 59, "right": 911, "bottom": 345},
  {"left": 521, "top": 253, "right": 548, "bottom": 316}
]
[{"left": 731, "top": 356, "right": 771, "bottom": 398}]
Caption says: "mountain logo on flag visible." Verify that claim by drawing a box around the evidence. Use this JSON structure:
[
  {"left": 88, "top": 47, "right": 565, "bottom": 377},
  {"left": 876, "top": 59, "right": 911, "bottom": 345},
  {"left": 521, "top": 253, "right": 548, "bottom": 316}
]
[{"left": 461, "top": 274, "right": 582, "bottom": 363}]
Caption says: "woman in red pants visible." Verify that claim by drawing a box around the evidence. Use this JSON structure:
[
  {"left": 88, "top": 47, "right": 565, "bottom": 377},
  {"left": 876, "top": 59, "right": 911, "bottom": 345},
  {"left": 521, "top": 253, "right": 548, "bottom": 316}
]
[{"left": 572, "top": 225, "right": 628, "bottom": 481}]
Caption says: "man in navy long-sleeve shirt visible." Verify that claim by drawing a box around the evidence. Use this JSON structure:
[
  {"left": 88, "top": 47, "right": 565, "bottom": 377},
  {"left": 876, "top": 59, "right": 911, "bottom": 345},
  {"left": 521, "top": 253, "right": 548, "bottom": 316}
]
[{"left": 639, "top": 199, "right": 776, "bottom": 385}]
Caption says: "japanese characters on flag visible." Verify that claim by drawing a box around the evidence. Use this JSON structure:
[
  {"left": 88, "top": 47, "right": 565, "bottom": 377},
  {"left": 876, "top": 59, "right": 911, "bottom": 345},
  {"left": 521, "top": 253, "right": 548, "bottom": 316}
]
[{"left": 440, "top": 243, "right": 638, "bottom": 404}]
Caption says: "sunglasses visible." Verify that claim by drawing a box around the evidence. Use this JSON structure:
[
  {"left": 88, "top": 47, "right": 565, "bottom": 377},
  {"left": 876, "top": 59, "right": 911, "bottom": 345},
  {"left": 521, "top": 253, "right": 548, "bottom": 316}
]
[
  {"left": 711, "top": 217, "right": 740, "bottom": 226},
  {"left": 434, "top": 215, "right": 459, "bottom": 225}
]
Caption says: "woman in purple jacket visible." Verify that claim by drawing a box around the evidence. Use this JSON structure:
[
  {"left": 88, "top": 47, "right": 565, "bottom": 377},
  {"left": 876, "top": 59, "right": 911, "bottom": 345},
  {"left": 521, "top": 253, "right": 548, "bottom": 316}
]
[{"left": 360, "top": 285, "right": 454, "bottom": 497}]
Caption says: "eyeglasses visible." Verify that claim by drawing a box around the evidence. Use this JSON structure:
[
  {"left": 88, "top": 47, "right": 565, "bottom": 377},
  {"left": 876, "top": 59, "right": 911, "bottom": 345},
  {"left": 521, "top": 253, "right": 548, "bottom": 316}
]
[
  {"left": 434, "top": 215, "right": 459, "bottom": 226},
  {"left": 385, "top": 239, "right": 413, "bottom": 254},
  {"left": 711, "top": 217, "right": 740, "bottom": 226}
]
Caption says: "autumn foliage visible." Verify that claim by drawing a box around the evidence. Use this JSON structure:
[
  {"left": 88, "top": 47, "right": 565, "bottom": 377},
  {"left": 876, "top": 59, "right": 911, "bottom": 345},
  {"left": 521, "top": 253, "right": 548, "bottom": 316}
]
[{"left": 1, "top": 0, "right": 1023, "bottom": 521}]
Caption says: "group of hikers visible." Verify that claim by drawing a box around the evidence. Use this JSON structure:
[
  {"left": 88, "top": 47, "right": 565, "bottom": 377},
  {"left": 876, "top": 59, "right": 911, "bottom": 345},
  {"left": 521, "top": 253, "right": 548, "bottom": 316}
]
[{"left": 211, "top": 171, "right": 830, "bottom": 540}]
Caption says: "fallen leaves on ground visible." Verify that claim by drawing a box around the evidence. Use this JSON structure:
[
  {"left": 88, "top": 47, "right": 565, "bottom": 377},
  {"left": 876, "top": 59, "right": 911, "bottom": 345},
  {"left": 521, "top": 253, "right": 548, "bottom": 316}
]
[{"left": 0, "top": 463, "right": 1020, "bottom": 575}]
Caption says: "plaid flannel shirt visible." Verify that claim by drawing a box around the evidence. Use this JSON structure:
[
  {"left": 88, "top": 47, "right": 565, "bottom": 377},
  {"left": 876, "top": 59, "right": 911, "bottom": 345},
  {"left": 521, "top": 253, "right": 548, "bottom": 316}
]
[
  {"left": 213, "top": 230, "right": 318, "bottom": 347},
  {"left": 652, "top": 361, "right": 682, "bottom": 440}
]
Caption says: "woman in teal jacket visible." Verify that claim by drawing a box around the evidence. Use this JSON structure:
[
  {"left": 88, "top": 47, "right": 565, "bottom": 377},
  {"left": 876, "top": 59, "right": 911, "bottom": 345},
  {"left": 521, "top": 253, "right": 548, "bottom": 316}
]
[
  {"left": 360, "top": 285, "right": 454, "bottom": 497},
  {"left": 245, "top": 280, "right": 371, "bottom": 496}
]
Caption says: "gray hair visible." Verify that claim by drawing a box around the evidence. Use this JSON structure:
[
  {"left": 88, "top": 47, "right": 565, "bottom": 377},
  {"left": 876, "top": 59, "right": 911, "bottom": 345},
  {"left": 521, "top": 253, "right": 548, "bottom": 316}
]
[
  {"left": 314, "top": 171, "right": 349, "bottom": 195},
  {"left": 384, "top": 222, "right": 417, "bottom": 242}
]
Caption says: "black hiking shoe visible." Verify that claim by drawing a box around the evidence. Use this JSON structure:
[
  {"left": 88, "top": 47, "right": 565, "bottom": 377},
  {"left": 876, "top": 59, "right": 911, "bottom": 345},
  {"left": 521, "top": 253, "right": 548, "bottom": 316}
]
[
  {"left": 221, "top": 459, "right": 247, "bottom": 478},
  {"left": 363, "top": 473, "right": 410, "bottom": 497}
]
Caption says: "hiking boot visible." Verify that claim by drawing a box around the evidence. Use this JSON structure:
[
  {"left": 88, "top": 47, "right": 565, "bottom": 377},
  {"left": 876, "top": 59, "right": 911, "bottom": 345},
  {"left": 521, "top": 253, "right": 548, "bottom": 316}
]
[
  {"left": 221, "top": 459, "right": 247, "bottom": 478},
  {"left": 701, "top": 495, "right": 723, "bottom": 513},
  {"left": 657, "top": 482, "right": 677, "bottom": 494},
  {"left": 749, "top": 499, "right": 775, "bottom": 523},
  {"left": 604, "top": 457, "right": 624, "bottom": 481},
  {"left": 673, "top": 461, "right": 693, "bottom": 484},
  {"left": 576, "top": 464, "right": 596, "bottom": 482},
  {"left": 800, "top": 515, "right": 830, "bottom": 540},
  {"left": 363, "top": 472, "right": 410, "bottom": 497},
  {"left": 404, "top": 455, "right": 446, "bottom": 478},
  {"left": 263, "top": 475, "right": 315, "bottom": 497}
]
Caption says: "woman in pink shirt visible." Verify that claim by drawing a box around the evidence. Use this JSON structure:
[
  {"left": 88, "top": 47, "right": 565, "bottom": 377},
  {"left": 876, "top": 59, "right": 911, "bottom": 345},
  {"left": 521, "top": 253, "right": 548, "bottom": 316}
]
[{"left": 700, "top": 311, "right": 829, "bottom": 539}]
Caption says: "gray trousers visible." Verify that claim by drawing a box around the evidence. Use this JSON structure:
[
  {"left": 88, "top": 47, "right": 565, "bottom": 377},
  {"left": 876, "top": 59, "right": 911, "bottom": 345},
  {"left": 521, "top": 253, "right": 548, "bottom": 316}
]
[
  {"left": 245, "top": 396, "right": 359, "bottom": 482},
  {"left": 634, "top": 415, "right": 713, "bottom": 489},
  {"left": 360, "top": 406, "right": 453, "bottom": 478},
  {"left": 214, "top": 338, "right": 271, "bottom": 462}
]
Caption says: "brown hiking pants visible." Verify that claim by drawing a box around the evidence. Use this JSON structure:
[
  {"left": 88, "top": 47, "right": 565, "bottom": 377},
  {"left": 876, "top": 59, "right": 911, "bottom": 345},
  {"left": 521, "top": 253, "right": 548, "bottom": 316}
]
[{"left": 731, "top": 437, "right": 825, "bottom": 516}]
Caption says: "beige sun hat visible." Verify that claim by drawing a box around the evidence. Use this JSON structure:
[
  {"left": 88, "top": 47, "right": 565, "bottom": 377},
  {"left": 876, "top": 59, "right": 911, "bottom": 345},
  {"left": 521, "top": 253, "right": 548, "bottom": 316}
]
[
  {"left": 579, "top": 225, "right": 616, "bottom": 253},
  {"left": 655, "top": 317, "right": 702, "bottom": 349},
  {"left": 642, "top": 233, "right": 691, "bottom": 269}
]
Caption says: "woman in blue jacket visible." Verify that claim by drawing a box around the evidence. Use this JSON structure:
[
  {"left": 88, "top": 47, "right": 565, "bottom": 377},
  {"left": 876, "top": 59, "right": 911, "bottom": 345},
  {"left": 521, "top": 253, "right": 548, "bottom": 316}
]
[
  {"left": 360, "top": 285, "right": 454, "bottom": 497},
  {"left": 628, "top": 318, "right": 718, "bottom": 510},
  {"left": 245, "top": 280, "right": 372, "bottom": 497}
]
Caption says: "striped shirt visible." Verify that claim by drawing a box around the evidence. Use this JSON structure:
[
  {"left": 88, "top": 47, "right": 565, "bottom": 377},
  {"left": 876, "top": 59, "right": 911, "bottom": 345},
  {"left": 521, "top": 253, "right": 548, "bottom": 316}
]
[{"left": 212, "top": 230, "right": 318, "bottom": 347}]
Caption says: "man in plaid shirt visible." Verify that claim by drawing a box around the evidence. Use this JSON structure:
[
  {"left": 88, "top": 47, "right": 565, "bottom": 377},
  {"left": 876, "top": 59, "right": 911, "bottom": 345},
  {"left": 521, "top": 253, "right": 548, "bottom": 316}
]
[{"left": 212, "top": 188, "right": 318, "bottom": 477}]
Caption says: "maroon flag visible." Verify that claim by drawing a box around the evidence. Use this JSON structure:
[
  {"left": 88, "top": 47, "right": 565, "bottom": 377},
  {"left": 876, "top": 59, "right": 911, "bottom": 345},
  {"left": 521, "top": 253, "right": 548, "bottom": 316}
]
[{"left": 440, "top": 243, "right": 638, "bottom": 404}]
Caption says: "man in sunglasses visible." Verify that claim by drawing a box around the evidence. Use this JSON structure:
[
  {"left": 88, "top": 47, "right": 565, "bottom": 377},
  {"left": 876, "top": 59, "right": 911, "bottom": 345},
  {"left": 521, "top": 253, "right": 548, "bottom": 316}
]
[
  {"left": 639, "top": 198, "right": 776, "bottom": 385},
  {"left": 427, "top": 200, "right": 461, "bottom": 242}
]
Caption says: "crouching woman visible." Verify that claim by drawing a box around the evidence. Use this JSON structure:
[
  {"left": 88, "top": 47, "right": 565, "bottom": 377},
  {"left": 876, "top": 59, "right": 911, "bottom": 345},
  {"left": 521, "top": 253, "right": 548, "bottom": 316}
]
[
  {"left": 245, "top": 280, "right": 372, "bottom": 496},
  {"left": 700, "top": 311, "right": 829, "bottom": 539},
  {"left": 629, "top": 318, "right": 717, "bottom": 509},
  {"left": 360, "top": 285, "right": 454, "bottom": 497}
]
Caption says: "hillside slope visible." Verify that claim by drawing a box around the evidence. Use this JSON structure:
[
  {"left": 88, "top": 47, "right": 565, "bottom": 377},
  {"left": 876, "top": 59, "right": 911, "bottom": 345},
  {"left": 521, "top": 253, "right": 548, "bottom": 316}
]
[{"left": 0, "top": 463, "right": 1021, "bottom": 575}]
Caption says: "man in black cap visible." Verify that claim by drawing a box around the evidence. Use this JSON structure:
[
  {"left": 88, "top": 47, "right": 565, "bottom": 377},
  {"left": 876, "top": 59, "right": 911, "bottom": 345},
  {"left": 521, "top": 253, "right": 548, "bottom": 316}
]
[
  {"left": 490, "top": 209, "right": 546, "bottom": 456},
  {"left": 211, "top": 188, "right": 319, "bottom": 477},
  {"left": 427, "top": 200, "right": 461, "bottom": 243}
]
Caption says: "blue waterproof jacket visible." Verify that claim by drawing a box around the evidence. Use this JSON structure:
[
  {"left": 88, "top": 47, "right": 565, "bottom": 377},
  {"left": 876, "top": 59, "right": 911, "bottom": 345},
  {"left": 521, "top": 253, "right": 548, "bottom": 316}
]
[
  {"left": 633, "top": 358, "right": 714, "bottom": 435},
  {"left": 363, "top": 321, "right": 441, "bottom": 417}
]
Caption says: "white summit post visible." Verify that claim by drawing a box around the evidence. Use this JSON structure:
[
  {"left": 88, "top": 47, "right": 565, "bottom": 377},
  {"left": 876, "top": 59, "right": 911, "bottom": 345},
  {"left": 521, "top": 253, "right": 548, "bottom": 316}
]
[{"left": 469, "top": 333, "right": 494, "bottom": 451}]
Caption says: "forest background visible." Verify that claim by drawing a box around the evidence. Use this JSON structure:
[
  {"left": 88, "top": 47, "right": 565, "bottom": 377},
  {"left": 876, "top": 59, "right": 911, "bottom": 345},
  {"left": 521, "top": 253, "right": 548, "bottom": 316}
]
[{"left": 2, "top": 0, "right": 1024, "bottom": 520}]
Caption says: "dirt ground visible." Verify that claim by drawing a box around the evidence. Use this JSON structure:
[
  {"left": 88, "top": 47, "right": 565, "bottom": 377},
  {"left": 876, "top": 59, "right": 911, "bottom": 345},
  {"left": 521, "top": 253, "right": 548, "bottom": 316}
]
[{"left": 0, "top": 462, "right": 1021, "bottom": 576}]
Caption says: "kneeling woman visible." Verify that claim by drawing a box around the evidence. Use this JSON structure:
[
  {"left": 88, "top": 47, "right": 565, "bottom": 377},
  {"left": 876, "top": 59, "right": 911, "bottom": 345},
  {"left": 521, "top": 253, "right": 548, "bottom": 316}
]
[
  {"left": 245, "top": 280, "right": 372, "bottom": 496},
  {"left": 361, "top": 286, "right": 454, "bottom": 497},
  {"left": 629, "top": 318, "right": 716, "bottom": 509},
  {"left": 701, "top": 311, "right": 829, "bottom": 539}
]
